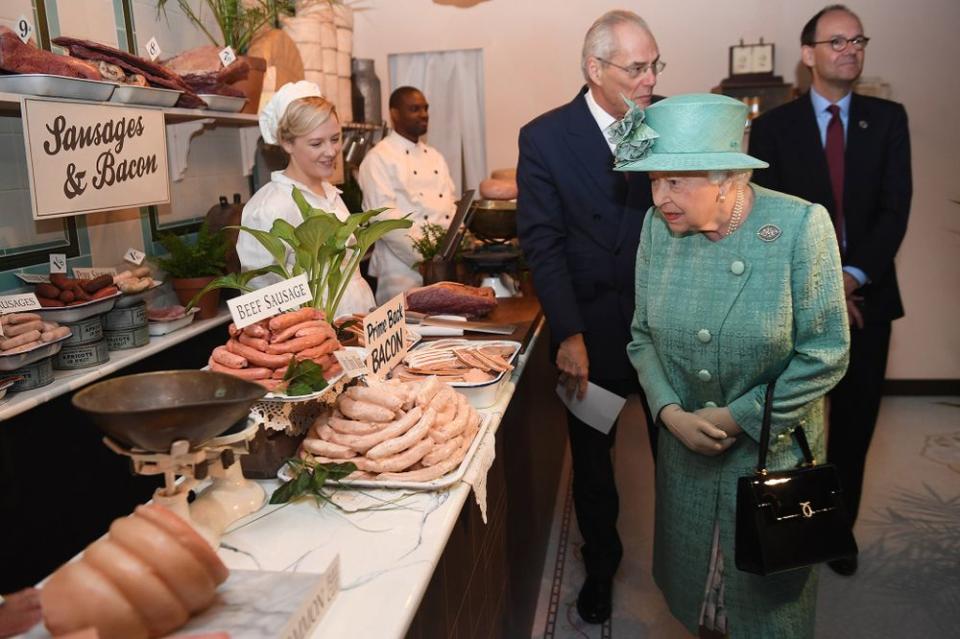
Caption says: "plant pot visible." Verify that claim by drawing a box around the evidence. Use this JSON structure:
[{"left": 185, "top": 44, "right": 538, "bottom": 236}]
[
  {"left": 240, "top": 426, "right": 306, "bottom": 479},
  {"left": 418, "top": 261, "right": 456, "bottom": 286},
  {"left": 231, "top": 55, "right": 267, "bottom": 114},
  {"left": 172, "top": 276, "right": 221, "bottom": 319}
]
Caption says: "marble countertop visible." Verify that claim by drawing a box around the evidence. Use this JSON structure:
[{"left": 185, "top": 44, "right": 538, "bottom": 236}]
[{"left": 215, "top": 324, "right": 541, "bottom": 639}]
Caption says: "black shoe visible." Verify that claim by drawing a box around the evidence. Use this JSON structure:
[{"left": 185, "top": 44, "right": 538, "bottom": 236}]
[
  {"left": 827, "top": 556, "right": 858, "bottom": 576},
  {"left": 576, "top": 575, "right": 613, "bottom": 624}
]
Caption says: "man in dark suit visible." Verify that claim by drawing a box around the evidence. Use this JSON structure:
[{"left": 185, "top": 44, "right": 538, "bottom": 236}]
[
  {"left": 516, "top": 10, "right": 662, "bottom": 623},
  {"left": 749, "top": 4, "right": 911, "bottom": 577}
]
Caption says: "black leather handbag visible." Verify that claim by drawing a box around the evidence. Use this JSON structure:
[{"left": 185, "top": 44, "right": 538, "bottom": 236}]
[{"left": 735, "top": 382, "right": 858, "bottom": 575}]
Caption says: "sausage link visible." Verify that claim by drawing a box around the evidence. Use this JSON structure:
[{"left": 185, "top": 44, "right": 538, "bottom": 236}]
[
  {"left": 1, "top": 329, "right": 42, "bottom": 350},
  {"left": 5, "top": 320, "right": 43, "bottom": 337},
  {"left": 211, "top": 346, "right": 247, "bottom": 369},
  {"left": 266, "top": 332, "right": 329, "bottom": 354},
  {"left": 237, "top": 333, "right": 269, "bottom": 351},
  {"left": 267, "top": 307, "right": 316, "bottom": 332},
  {"left": 271, "top": 319, "right": 326, "bottom": 343},
  {"left": 207, "top": 359, "right": 272, "bottom": 380},
  {"left": 293, "top": 339, "right": 340, "bottom": 361},
  {"left": 226, "top": 338, "right": 293, "bottom": 369},
  {"left": 242, "top": 322, "right": 268, "bottom": 338}
]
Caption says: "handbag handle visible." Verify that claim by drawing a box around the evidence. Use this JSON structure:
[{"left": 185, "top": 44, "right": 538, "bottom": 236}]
[{"left": 756, "top": 381, "right": 816, "bottom": 474}]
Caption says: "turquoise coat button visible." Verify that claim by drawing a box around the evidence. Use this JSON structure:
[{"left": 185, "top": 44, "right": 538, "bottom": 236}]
[
  {"left": 697, "top": 329, "right": 712, "bottom": 343},
  {"left": 731, "top": 260, "right": 745, "bottom": 275},
  {"left": 704, "top": 401, "right": 718, "bottom": 408},
  {"left": 697, "top": 369, "right": 712, "bottom": 382}
]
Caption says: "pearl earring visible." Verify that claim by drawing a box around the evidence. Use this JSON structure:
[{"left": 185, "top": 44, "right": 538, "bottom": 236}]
[{"left": 718, "top": 190, "right": 726, "bottom": 204}]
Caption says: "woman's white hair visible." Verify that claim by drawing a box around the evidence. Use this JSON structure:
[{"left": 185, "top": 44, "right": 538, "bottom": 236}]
[
  {"left": 581, "top": 10, "right": 652, "bottom": 82},
  {"left": 707, "top": 169, "right": 753, "bottom": 185}
]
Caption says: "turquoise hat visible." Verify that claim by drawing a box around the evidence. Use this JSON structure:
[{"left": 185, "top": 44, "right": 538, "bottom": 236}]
[{"left": 609, "top": 93, "right": 768, "bottom": 172}]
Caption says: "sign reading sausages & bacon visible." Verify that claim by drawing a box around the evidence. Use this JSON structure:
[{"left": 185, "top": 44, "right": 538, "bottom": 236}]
[
  {"left": 21, "top": 98, "right": 170, "bottom": 220},
  {"left": 363, "top": 294, "right": 409, "bottom": 381},
  {"left": 227, "top": 273, "right": 313, "bottom": 330}
]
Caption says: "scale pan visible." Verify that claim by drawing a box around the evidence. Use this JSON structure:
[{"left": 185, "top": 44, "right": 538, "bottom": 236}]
[{"left": 72, "top": 370, "right": 266, "bottom": 451}]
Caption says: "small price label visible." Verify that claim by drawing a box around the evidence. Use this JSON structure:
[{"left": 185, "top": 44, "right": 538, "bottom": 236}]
[
  {"left": 15, "top": 15, "right": 34, "bottom": 44},
  {"left": 74, "top": 267, "right": 117, "bottom": 279},
  {"left": 218, "top": 46, "right": 237, "bottom": 67},
  {"left": 333, "top": 349, "right": 367, "bottom": 379},
  {"left": 49, "top": 253, "right": 67, "bottom": 274},
  {"left": 124, "top": 248, "right": 146, "bottom": 265},
  {"left": 145, "top": 36, "right": 162, "bottom": 62}
]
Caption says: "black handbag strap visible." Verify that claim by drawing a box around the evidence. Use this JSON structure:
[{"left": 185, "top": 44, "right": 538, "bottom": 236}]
[{"left": 756, "top": 380, "right": 816, "bottom": 474}]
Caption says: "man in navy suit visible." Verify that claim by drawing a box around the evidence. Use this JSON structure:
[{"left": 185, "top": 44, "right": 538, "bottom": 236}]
[
  {"left": 516, "top": 10, "right": 662, "bottom": 624},
  {"left": 749, "top": 4, "right": 912, "bottom": 577}
]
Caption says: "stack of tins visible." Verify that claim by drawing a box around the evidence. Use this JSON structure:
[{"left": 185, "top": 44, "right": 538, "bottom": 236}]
[{"left": 103, "top": 302, "right": 149, "bottom": 351}]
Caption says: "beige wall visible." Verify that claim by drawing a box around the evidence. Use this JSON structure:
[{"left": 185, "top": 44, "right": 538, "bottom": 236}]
[{"left": 354, "top": 0, "right": 960, "bottom": 381}]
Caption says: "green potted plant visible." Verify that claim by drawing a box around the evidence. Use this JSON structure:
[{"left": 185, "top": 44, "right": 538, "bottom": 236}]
[
  {"left": 193, "top": 186, "right": 412, "bottom": 319},
  {"left": 155, "top": 222, "right": 228, "bottom": 319},
  {"left": 411, "top": 222, "right": 470, "bottom": 285}
]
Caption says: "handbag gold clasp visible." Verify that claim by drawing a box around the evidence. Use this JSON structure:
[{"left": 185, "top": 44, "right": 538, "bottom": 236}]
[{"left": 800, "top": 501, "right": 814, "bottom": 518}]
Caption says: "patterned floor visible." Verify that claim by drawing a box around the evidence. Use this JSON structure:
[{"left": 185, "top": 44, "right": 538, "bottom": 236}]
[{"left": 532, "top": 396, "right": 960, "bottom": 639}]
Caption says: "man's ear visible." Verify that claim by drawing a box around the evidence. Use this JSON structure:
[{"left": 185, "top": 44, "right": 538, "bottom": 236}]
[
  {"left": 800, "top": 45, "right": 815, "bottom": 69},
  {"left": 389, "top": 107, "right": 400, "bottom": 124},
  {"left": 586, "top": 57, "right": 603, "bottom": 85}
]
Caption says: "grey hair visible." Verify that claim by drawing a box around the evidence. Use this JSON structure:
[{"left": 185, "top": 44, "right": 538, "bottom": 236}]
[
  {"left": 581, "top": 10, "right": 653, "bottom": 82},
  {"left": 707, "top": 170, "right": 753, "bottom": 185}
]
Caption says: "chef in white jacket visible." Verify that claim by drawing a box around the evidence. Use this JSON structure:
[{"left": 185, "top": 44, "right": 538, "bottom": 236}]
[
  {"left": 358, "top": 86, "right": 457, "bottom": 304},
  {"left": 238, "top": 81, "right": 376, "bottom": 316}
]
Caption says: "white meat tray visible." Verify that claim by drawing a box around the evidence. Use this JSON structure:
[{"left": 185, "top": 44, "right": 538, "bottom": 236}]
[
  {"left": 109, "top": 84, "right": 181, "bottom": 107},
  {"left": 397, "top": 339, "right": 521, "bottom": 408},
  {"left": 148, "top": 307, "right": 198, "bottom": 336},
  {"left": 198, "top": 94, "right": 246, "bottom": 112},
  {"left": 278, "top": 413, "right": 492, "bottom": 491},
  {"left": 33, "top": 290, "right": 120, "bottom": 323},
  {"left": 0, "top": 332, "right": 71, "bottom": 371},
  {"left": 0, "top": 74, "right": 116, "bottom": 101}
]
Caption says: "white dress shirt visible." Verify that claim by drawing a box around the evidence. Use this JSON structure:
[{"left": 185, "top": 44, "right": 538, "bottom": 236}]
[
  {"left": 357, "top": 131, "right": 457, "bottom": 304},
  {"left": 584, "top": 88, "right": 617, "bottom": 154},
  {"left": 237, "top": 170, "right": 376, "bottom": 317}
]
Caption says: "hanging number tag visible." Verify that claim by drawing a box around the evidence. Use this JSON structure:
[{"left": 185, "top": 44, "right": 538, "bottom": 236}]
[
  {"left": 15, "top": 15, "right": 34, "bottom": 44},
  {"left": 218, "top": 46, "right": 237, "bottom": 67},
  {"left": 124, "top": 248, "right": 146, "bottom": 265},
  {"left": 49, "top": 254, "right": 67, "bottom": 274},
  {"left": 145, "top": 37, "right": 162, "bottom": 62}
]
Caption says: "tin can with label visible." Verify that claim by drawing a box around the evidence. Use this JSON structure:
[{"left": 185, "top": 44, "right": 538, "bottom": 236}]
[
  {"left": 61, "top": 315, "right": 104, "bottom": 346},
  {"left": 11, "top": 357, "right": 55, "bottom": 391},
  {"left": 55, "top": 338, "right": 110, "bottom": 370},
  {"left": 104, "top": 324, "right": 150, "bottom": 351},
  {"left": 103, "top": 301, "right": 148, "bottom": 331}
]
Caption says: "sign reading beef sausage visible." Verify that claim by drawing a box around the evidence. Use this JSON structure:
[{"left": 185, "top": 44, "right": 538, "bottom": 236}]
[
  {"left": 20, "top": 98, "right": 169, "bottom": 219},
  {"left": 363, "top": 294, "right": 409, "bottom": 381},
  {"left": 227, "top": 273, "right": 313, "bottom": 330}
]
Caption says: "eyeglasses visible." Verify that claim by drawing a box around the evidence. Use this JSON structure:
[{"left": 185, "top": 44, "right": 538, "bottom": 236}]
[
  {"left": 808, "top": 36, "right": 870, "bottom": 52},
  {"left": 596, "top": 57, "right": 666, "bottom": 79}
]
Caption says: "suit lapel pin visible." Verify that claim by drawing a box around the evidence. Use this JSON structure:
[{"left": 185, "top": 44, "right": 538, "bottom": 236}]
[
  {"left": 858, "top": 120, "right": 868, "bottom": 129},
  {"left": 757, "top": 224, "right": 782, "bottom": 242}
]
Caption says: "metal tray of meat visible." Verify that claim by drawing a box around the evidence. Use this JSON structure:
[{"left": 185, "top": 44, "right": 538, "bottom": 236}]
[
  {"left": 110, "top": 84, "right": 182, "bottom": 107},
  {"left": 277, "top": 413, "right": 493, "bottom": 491},
  {"left": 198, "top": 94, "right": 247, "bottom": 112},
  {"left": 0, "top": 333, "right": 71, "bottom": 371},
  {"left": 33, "top": 291, "right": 121, "bottom": 324},
  {"left": 0, "top": 74, "right": 117, "bottom": 101}
]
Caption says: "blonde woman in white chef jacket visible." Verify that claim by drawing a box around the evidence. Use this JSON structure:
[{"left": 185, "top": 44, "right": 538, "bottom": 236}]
[
  {"left": 238, "top": 81, "right": 376, "bottom": 316},
  {"left": 358, "top": 86, "right": 457, "bottom": 304}
]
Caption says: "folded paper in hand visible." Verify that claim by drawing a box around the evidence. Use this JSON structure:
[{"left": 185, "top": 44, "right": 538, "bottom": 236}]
[{"left": 555, "top": 382, "right": 627, "bottom": 435}]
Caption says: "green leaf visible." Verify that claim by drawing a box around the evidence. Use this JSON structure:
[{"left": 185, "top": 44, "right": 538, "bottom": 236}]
[
  {"left": 269, "top": 462, "right": 311, "bottom": 504},
  {"left": 310, "top": 465, "right": 329, "bottom": 491},
  {"left": 270, "top": 218, "right": 300, "bottom": 250},
  {"left": 354, "top": 218, "right": 415, "bottom": 256},
  {"left": 325, "top": 461, "right": 357, "bottom": 482},
  {"left": 281, "top": 359, "right": 329, "bottom": 396},
  {"left": 232, "top": 225, "right": 289, "bottom": 270}
]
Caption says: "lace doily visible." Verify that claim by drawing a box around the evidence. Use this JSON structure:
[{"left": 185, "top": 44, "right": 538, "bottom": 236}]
[
  {"left": 462, "top": 414, "right": 499, "bottom": 523},
  {"left": 249, "top": 377, "right": 346, "bottom": 436}
]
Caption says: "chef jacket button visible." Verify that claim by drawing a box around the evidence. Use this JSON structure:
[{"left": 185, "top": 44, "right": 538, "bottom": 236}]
[
  {"left": 697, "top": 329, "right": 712, "bottom": 343},
  {"left": 777, "top": 433, "right": 787, "bottom": 441},
  {"left": 405, "top": 150, "right": 410, "bottom": 155},
  {"left": 697, "top": 369, "right": 712, "bottom": 382},
  {"left": 419, "top": 192, "right": 424, "bottom": 196},
  {"left": 413, "top": 170, "right": 418, "bottom": 175},
  {"left": 445, "top": 215, "right": 450, "bottom": 220},
  {"left": 704, "top": 401, "right": 718, "bottom": 408},
  {"left": 434, "top": 170, "right": 439, "bottom": 174},
  {"left": 730, "top": 260, "right": 745, "bottom": 275},
  {"left": 423, "top": 149, "right": 427, "bottom": 153},
  {"left": 423, "top": 215, "right": 428, "bottom": 220},
  {"left": 439, "top": 193, "right": 443, "bottom": 198}
]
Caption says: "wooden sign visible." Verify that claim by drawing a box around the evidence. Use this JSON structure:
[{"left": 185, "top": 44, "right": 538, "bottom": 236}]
[
  {"left": 363, "top": 294, "right": 408, "bottom": 380},
  {"left": 21, "top": 98, "right": 170, "bottom": 220},
  {"left": 227, "top": 274, "right": 313, "bottom": 330}
]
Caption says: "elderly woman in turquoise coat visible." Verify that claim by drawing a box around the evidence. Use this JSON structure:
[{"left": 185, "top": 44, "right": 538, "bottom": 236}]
[{"left": 611, "top": 93, "right": 850, "bottom": 638}]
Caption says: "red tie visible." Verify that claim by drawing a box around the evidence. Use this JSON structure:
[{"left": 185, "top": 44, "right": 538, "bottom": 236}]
[{"left": 825, "top": 104, "right": 845, "bottom": 251}]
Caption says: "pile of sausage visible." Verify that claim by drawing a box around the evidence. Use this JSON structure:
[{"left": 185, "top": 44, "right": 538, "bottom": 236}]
[
  {"left": 301, "top": 377, "right": 482, "bottom": 482},
  {"left": 35, "top": 274, "right": 119, "bottom": 307},
  {"left": 208, "top": 307, "right": 343, "bottom": 392},
  {"left": 392, "top": 341, "right": 516, "bottom": 384},
  {"left": 0, "top": 313, "right": 71, "bottom": 354},
  {"left": 113, "top": 266, "right": 157, "bottom": 294}
]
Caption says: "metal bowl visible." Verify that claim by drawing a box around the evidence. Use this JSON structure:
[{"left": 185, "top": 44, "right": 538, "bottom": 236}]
[
  {"left": 468, "top": 201, "right": 517, "bottom": 242},
  {"left": 72, "top": 370, "right": 266, "bottom": 451}
]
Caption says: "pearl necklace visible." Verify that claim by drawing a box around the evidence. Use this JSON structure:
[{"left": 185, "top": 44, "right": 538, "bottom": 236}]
[{"left": 724, "top": 185, "right": 745, "bottom": 237}]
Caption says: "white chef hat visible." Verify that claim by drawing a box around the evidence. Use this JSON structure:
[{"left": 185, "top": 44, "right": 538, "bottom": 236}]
[{"left": 259, "top": 81, "right": 324, "bottom": 145}]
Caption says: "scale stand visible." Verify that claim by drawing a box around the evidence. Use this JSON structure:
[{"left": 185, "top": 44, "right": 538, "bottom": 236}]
[{"left": 103, "top": 419, "right": 265, "bottom": 545}]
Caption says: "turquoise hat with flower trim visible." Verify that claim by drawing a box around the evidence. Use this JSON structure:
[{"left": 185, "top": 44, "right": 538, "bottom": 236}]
[{"left": 608, "top": 93, "right": 768, "bottom": 172}]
